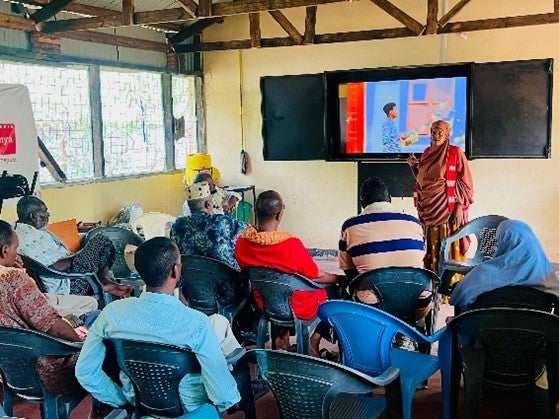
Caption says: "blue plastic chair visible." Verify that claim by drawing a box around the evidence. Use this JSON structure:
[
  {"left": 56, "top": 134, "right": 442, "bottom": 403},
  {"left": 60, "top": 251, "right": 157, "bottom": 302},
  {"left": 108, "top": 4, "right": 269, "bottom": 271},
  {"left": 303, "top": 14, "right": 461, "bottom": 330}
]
[
  {"left": 248, "top": 349, "right": 399, "bottom": 419},
  {"left": 318, "top": 300, "right": 449, "bottom": 419},
  {"left": 349, "top": 266, "right": 440, "bottom": 336},
  {"left": 438, "top": 215, "right": 508, "bottom": 295},
  {"left": 247, "top": 266, "right": 330, "bottom": 355}
]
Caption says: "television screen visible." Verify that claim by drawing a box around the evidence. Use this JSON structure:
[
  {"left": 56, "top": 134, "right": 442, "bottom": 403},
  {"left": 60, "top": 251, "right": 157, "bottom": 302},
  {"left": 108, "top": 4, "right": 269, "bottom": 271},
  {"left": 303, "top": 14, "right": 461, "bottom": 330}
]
[{"left": 326, "top": 64, "right": 471, "bottom": 160}]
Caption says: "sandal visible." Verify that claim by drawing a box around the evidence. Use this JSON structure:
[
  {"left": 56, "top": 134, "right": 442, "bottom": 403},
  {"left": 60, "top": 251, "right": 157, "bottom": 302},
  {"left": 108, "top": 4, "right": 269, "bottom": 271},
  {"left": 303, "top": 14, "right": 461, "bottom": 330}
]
[{"left": 319, "top": 348, "right": 340, "bottom": 362}]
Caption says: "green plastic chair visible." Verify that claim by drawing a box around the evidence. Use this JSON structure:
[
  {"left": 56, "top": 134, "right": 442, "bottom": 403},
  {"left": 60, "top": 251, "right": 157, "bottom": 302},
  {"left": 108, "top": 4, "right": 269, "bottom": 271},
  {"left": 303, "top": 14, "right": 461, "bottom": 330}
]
[
  {"left": 85, "top": 226, "right": 143, "bottom": 279},
  {"left": 248, "top": 349, "right": 399, "bottom": 419},
  {"left": 230, "top": 200, "right": 252, "bottom": 222},
  {"left": 0, "top": 326, "right": 85, "bottom": 419}
]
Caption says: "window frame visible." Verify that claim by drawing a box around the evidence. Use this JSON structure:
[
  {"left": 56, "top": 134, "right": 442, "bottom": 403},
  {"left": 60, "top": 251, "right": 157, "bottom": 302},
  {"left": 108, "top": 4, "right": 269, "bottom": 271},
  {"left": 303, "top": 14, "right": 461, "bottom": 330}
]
[{"left": 0, "top": 55, "right": 203, "bottom": 185}]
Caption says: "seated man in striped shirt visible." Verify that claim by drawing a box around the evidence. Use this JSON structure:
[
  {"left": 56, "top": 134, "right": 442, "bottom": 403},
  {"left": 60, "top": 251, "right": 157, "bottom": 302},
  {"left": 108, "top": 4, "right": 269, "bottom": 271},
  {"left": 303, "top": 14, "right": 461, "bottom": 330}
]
[{"left": 339, "top": 176, "right": 432, "bottom": 320}]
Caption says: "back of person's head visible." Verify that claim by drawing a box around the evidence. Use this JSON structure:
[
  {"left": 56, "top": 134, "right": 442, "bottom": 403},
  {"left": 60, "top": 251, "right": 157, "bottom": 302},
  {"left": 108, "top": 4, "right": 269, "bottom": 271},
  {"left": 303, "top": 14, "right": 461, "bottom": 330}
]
[
  {"left": 255, "top": 190, "right": 283, "bottom": 221},
  {"left": 360, "top": 177, "right": 391, "bottom": 208},
  {"left": 383, "top": 102, "right": 396, "bottom": 116},
  {"left": 193, "top": 172, "right": 213, "bottom": 184},
  {"left": 0, "top": 220, "right": 14, "bottom": 248},
  {"left": 134, "top": 237, "right": 180, "bottom": 288},
  {"left": 16, "top": 196, "right": 45, "bottom": 222}
]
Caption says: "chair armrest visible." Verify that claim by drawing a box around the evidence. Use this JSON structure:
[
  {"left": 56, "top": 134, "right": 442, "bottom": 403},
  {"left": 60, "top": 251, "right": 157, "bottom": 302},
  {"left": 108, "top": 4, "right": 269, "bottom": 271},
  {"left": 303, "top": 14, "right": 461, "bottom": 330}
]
[{"left": 368, "top": 366, "right": 400, "bottom": 387}]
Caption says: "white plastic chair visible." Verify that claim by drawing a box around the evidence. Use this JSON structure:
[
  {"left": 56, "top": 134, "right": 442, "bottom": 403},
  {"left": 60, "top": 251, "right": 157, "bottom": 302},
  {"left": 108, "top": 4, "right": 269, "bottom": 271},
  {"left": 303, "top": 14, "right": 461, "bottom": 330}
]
[{"left": 131, "top": 212, "right": 176, "bottom": 240}]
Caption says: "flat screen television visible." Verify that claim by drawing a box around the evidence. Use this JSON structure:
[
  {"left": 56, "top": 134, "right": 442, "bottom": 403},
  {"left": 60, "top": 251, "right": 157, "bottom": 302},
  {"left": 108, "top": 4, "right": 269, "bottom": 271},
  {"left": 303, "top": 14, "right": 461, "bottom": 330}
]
[{"left": 325, "top": 64, "right": 472, "bottom": 161}]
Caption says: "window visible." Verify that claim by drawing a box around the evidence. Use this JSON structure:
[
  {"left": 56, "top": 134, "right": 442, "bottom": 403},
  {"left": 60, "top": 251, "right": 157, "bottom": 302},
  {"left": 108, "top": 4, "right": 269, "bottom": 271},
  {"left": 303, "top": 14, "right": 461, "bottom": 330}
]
[
  {"left": 0, "top": 60, "right": 202, "bottom": 183},
  {"left": 0, "top": 61, "right": 93, "bottom": 182},
  {"left": 172, "top": 75, "right": 200, "bottom": 169},
  {"left": 100, "top": 69, "right": 166, "bottom": 177}
]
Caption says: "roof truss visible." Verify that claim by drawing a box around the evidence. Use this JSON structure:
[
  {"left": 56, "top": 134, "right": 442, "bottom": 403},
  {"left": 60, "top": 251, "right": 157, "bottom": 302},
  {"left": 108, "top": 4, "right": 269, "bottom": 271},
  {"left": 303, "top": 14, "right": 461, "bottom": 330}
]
[{"left": 1, "top": 0, "right": 558, "bottom": 53}]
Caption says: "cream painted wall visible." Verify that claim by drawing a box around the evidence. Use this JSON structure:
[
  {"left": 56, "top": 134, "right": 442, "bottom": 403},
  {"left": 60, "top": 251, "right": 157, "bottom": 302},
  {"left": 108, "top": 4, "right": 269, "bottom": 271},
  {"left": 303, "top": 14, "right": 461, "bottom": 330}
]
[
  {"left": 1, "top": 172, "right": 185, "bottom": 224},
  {"left": 202, "top": 1, "right": 559, "bottom": 260}
]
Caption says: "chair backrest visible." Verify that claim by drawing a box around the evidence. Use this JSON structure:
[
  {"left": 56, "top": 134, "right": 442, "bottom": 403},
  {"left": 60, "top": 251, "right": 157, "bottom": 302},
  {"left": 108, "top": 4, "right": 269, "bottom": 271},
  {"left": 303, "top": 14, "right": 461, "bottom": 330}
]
[
  {"left": 249, "top": 349, "right": 385, "bottom": 419},
  {"left": 349, "top": 267, "right": 438, "bottom": 324},
  {"left": 447, "top": 308, "right": 559, "bottom": 390},
  {"left": 247, "top": 266, "right": 322, "bottom": 323},
  {"left": 0, "top": 326, "right": 82, "bottom": 400},
  {"left": 131, "top": 212, "right": 176, "bottom": 240},
  {"left": 180, "top": 255, "right": 244, "bottom": 315},
  {"left": 106, "top": 339, "right": 201, "bottom": 418},
  {"left": 318, "top": 300, "right": 430, "bottom": 377},
  {"left": 439, "top": 215, "right": 508, "bottom": 271},
  {"left": 85, "top": 226, "right": 144, "bottom": 278},
  {"left": 467, "top": 285, "right": 559, "bottom": 313},
  {"left": 19, "top": 254, "right": 105, "bottom": 302}
]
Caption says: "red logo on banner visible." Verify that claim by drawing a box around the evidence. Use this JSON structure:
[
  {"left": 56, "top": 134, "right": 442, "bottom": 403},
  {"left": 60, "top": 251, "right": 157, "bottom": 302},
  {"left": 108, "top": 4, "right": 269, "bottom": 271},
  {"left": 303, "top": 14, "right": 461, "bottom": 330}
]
[{"left": 0, "top": 124, "right": 16, "bottom": 155}]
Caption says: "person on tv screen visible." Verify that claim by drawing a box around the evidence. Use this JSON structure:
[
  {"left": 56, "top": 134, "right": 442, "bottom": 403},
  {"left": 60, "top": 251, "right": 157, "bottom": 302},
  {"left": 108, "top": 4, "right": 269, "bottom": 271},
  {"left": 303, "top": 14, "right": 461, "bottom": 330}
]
[
  {"left": 381, "top": 102, "right": 408, "bottom": 153},
  {"left": 406, "top": 119, "right": 474, "bottom": 281}
]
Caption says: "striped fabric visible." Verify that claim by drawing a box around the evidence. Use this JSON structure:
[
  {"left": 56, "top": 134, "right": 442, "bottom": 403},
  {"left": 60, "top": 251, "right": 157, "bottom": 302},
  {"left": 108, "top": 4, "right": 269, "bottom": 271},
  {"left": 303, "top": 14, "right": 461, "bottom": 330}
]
[{"left": 339, "top": 202, "right": 425, "bottom": 273}]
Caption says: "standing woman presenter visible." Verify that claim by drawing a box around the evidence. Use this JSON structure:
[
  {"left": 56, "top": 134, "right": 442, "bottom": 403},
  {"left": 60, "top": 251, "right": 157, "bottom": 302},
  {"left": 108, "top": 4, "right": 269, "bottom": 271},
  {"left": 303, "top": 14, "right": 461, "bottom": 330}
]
[{"left": 407, "top": 120, "right": 474, "bottom": 274}]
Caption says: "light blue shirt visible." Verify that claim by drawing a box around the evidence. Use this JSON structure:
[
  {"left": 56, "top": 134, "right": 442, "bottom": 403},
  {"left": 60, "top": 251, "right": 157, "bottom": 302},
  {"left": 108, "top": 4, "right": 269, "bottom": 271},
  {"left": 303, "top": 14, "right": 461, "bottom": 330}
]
[{"left": 75, "top": 292, "right": 240, "bottom": 412}]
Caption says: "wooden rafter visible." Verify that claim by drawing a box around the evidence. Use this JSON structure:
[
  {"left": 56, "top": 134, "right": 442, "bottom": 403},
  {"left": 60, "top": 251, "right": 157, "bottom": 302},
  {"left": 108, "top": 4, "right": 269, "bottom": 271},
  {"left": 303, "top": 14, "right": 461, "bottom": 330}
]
[
  {"left": 0, "top": 12, "right": 169, "bottom": 51},
  {"left": 439, "top": 0, "right": 471, "bottom": 27},
  {"left": 167, "top": 17, "right": 223, "bottom": 46},
  {"left": 369, "top": 0, "right": 424, "bottom": 35},
  {"left": 304, "top": 6, "right": 316, "bottom": 43},
  {"left": 39, "top": 13, "right": 125, "bottom": 33},
  {"left": 122, "top": 0, "right": 134, "bottom": 26},
  {"left": 269, "top": 10, "right": 303, "bottom": 44},
  {"left": 426, "top": 0, "right": 438, "bottom": 35},
  {"left": 31, "top": 0, "right": 75, "bottom": 24},
  {"left": 249, "top": 13, "right": 261, "bottom": 48},
  {"left": 175, "top": 0, "right": 198, "bottom": 18},
  {"left": 198, "top": 0, "right": 212, "bottom": 17},
  {"left": 5, "top": 0, "right": 559, "bottom": 54}
]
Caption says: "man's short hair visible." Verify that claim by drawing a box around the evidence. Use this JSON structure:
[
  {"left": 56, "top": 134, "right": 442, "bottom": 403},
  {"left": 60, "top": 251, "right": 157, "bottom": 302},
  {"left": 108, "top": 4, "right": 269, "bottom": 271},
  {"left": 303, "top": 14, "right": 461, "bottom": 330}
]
[
  {"left": 255, "top": 190, "right": 283, "bottom": 220},
  {"left": 360, "top": 177, "right": 390, "bottom": 208},
  {"left": 382, "top": 102, "right": 396, "bottom": 116},
  {"left": 16, "top": 196, "right": 45, "bottom": 221},
  {"left": 0, "top": 220, "right": 14, "bottom": 248},
  {"left": 187, "top": 196, "right": 211, "bottom": 213},
  {"left": 193, "top": 172, "right": 213, "bottom": 184},
  {"left": 134, "top": 237, "right": 180, "bottom": 288}
]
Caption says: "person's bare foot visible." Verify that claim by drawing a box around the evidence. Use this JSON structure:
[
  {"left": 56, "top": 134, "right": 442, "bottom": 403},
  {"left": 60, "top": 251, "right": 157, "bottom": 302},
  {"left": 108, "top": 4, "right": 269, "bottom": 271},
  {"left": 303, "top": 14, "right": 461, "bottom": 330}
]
[{"left": 274, "top": 328, "right": 291, "bottom": 350}]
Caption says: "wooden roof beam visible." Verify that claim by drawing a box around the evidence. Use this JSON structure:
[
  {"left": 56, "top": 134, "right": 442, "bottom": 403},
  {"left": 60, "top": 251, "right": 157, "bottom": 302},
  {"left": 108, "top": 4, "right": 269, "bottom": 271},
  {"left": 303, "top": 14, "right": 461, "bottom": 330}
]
[
  {"left": 249, "top": 13, "right": 261, "bottom": 48},
  {"left": 136, "top": 0, "right": 346, "bottom": 24},
  {"left": 369, "top": 0, "right": 424, "bottom": 35},
  {"left": 122, "top": 0, "right": 134, "bottom": 26},
  {"left": 440, "top": 12, "right": 559, "bottom": 33},
  {"left": 426, "top": 0, "right": 438, "bottom": 35},
  {"left": 167, "top": 17, "right": 223, "bottom": 46},
  {"left": 439, "top": 0, "right": 471, "bottom": 27},
  {"left": 269, "top": 10, "right": 303, "bottom": 44},
  {"left": 304, "top": 6, "right": 316, "bottom": 43},
  {"left": 175, "top": 0, "right": 198, "bottom": 18},
  {"left": 39, "top": 13, "right": 125, "bottom": 33},
  {"left": 31, "top": 0, "right": 75, "bottom": 24},
  {"left": 198, "top": 0, "right": 212, "bottom": 17},
  {"left": 175, "top": 27, "right": 415, "bottom": 52}
]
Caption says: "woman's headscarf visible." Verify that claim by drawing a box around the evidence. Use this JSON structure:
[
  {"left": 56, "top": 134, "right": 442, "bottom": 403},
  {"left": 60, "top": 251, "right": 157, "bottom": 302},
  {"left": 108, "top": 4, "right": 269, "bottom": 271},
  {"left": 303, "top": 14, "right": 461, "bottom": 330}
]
[{"left": 450, "top": 219, "right": 555, "bottom": 307}]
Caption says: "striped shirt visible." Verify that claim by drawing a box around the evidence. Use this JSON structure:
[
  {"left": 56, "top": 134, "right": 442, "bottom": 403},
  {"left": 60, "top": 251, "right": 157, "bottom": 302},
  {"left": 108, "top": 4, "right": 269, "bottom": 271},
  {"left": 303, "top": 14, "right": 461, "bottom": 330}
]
[{"left": 339, "top": 201, "right": 425, "bottom": 273}]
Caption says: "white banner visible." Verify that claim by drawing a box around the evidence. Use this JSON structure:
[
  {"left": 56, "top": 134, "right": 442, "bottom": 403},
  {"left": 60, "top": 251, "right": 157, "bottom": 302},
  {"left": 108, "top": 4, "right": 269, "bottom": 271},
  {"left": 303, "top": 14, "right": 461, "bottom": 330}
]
[{"left": 0, "top": 84, "right": 39, "bottom": 203}]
